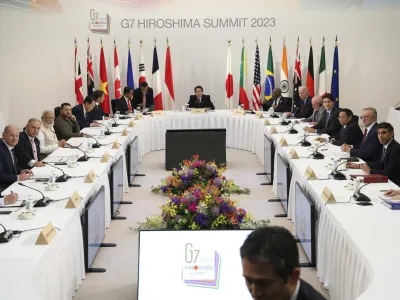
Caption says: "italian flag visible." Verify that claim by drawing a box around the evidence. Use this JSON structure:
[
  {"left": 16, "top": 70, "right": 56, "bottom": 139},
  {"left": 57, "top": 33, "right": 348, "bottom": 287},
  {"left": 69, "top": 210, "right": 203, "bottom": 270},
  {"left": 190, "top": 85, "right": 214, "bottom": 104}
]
[
  {"left": 239, "top": 41, "right": 249, "bottom": 110},
  {"left": 318, "top": 37, "right": 327, "bottom": 96}
]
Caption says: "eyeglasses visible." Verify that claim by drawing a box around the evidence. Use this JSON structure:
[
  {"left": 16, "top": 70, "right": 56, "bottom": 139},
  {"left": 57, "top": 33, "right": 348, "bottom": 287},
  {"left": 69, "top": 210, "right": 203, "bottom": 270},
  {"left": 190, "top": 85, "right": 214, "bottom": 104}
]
[{"left": 360, "top": 116, "right": 373, "bottom": 120}]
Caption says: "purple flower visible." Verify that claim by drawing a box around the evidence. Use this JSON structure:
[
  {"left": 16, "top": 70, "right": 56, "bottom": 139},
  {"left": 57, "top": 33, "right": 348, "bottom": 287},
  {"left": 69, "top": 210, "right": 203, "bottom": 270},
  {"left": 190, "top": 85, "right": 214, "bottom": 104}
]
[
  {"left": 161, "top": 186, "right": 168, "bottom": 193},
  {"left": 187, "top": 169, "right": 194, "bottom": 176},
  {"left": 185, "top": 194, "right": 197, "bottom": 203},
  {"left": 194, "top": 214, "right": 208, "bottom": 226},
  {"left": 213, "top": 178, "right": 222, "bottom": 186},
  {"left": 170, "top": 197, "right": 180, "bottom": 206},
  {"left": 206, "top": 165, "right": 215, "bottom": 172},
  {"left": 211, "top": 207, "right": 220, "bottom": 215},
  {"left": 220, "top": 202, "right": 230, "bottom": 214}
]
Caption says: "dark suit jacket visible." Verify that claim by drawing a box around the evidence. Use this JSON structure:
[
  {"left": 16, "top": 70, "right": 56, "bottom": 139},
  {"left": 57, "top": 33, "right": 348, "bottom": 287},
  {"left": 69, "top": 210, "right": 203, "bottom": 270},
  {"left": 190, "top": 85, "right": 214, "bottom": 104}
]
[
  {"left": 350, "top": 123, "right": 382, "bottom": 163},
  {"left": 188, "top": 95, "right": 215, "bottom": 110},
  {"left": 72, "top": 104, "right": 93, "bottom": 129},
  {"left": 332, "top": 117, "right": 363, "bottom": 146},
  {"left": 0, "top": 139, "right": 20, "bottom": 191},
  {"left": 116, "top": 96, "right": 133, "bottom": 113},
  {"left": 89, "top": 103, "right": 105, "bottom": 120},
  {"left": 132, "top": 88, "right": 154, "bottom": 109},
  {"left": 312, "top": 107, "right": 341, "bottom": 136},
  {"left": 298, "top": 279, "right": 327, "bottom": 300},
  {"left": 14, "top": 131, "right": 41, "bottom": 169},
  {"left": 368, "top": 139, "right": 400, "bottom": 186},
  {"left": 293, "top": 96, "right": 313, "bottom": 119}
]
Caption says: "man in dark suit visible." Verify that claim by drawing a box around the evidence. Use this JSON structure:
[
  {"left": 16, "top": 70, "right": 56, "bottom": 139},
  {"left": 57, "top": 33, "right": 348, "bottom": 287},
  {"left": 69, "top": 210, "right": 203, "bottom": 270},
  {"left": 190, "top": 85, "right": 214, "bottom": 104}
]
[
  {"left": 14, "top": 118, "right": 45, "bottom": 169},
  {"left": 132, "top": 82, "right": 155, "bottom": 110},
  {"left": 262, "top": 88, "right": 292, "bottom": 112},
  {"left": 0, "top": 125, "right": 33, "bottom": 192},
  {"left": 303, "top": 96, "right": 325, "bottom": 125},
  {"left": 304, "top": 93, "right": 341, "bottom": 137},
  {"left": 286, "top": 86, "right": 313, "bottom": 119},
  {"left": 117, "top": 86, "right": 134, "bottom": 113},
  {"left": 348, "top": 122, "right": 400, "bottom": 186},
  {"left": 89, "top": 90, "right": 106, "bottom": 120},
  {"left": 72, "top": 96, "right": 99, "bottom": 129},
  {"left": 188, "top": 86, "right": 215, "bottom": 110},
  {"left": 341, "top": 107, "right": 382, "bottom": 163},
  {"left": 241, "top": 226, "right": 326, "bottom": 300}
]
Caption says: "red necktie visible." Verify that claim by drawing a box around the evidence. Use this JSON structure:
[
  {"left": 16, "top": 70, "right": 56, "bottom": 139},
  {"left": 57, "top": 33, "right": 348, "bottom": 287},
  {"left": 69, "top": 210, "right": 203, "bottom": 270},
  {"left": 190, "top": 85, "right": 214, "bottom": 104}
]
[
  {"left": 127, "top": 99, "right": 132, "bottom": 111},
  {"left": 361, "top": 128, "right": 368, "bottom": 146}
]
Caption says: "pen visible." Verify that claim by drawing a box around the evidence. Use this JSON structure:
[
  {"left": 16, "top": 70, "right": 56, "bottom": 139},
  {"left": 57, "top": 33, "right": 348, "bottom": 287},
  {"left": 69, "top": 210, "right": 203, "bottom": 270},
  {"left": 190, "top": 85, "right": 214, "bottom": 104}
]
[{"left": 380, "top": 190, "right": 388, "bottom": 192}]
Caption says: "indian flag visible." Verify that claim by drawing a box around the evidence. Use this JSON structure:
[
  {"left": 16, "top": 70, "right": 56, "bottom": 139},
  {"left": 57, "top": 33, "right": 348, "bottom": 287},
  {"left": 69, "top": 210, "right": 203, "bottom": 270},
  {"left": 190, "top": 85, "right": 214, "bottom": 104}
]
[{"left": 280, "top": 39, "right": 289, "bottom": 97}]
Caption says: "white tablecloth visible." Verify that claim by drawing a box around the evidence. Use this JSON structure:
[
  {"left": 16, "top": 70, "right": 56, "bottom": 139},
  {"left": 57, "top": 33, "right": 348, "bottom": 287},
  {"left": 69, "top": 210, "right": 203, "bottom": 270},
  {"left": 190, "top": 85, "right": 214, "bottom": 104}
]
[{"left": 387, "top": 107, "right": 400, "bottom": 142}]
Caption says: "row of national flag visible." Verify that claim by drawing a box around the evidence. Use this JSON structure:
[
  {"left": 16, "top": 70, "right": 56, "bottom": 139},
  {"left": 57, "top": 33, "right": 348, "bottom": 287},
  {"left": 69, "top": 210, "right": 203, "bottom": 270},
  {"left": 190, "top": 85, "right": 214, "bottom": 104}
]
[
  {"left": 226, "top": 37, "right": 339, "bottom": 110},
  {"left": 74, "top": 39, "right": 175, "bottom": 114}
]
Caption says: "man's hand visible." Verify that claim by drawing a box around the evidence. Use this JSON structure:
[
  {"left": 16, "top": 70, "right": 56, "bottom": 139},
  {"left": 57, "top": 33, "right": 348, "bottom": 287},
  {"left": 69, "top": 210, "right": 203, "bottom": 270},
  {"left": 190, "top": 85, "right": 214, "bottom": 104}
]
[
  {"left": 309, "top": 122, "right": 317, "bottom": 126},
  {"left": 90, "top": 122, "right": 100, "bottom": 127},
  {"left": 315, "top": 137, "right": 327, "bottom": 143},
  {"left": 384, "top": 189, "right": 400, "bottom": 197},
  {"left": 341, "top": 144, "right": 351, "bottom": 153},
  {"left": 33, "top": 161, "right": 44, "bottom": 167},
  {"left": 392, "top": 195, "right": 400, "bottom": 200},
  {"left": 58, "top": 140, "right": 67, "bottom": 147},
  {"left": 69, "top": 115, "right": 77, "bottom": 121},
  {"left": 285, "top": 112, "right": 293, "bottom": 117},
  {"left": 304, "top": 127, "right": 317, "bottom": 133},
  {"left": 346, "top": 163, "right": 360, "bottom": 169},
  {"left": 18, "top": 173, "right": 31, "bottom": 181},
  {"left": 21, "top": 169, "right": 33, "bottom": 175},
  {"left": 4, "top": 193, "right": 18, "bottom": 205},
  {"left": 360, "top": 164, "right": 371, "bottom": 174},
  {"left": 271, "top": 104, "right": 277, "bottom": 109}
]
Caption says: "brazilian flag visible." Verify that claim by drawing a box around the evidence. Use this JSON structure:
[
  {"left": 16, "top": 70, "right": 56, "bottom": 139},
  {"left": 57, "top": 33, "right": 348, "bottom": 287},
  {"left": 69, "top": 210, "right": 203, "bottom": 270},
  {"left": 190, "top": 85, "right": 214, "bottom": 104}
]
[{"left": 264, "top": 38, "right": 275, "bottom": 102}]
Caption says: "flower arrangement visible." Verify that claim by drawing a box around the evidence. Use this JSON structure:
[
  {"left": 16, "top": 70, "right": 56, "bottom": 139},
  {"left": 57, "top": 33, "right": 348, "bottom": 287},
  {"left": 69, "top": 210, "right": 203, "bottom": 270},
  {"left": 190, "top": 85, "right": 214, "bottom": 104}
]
[{"left": 132, "top": 155, "right": 269, "bottom": 231}]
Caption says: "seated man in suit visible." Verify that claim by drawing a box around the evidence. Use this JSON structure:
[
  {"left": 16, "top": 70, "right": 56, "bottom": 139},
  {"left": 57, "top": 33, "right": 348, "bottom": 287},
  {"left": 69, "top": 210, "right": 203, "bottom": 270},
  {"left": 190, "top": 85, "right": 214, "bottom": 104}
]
[
  {"left": 341, "top": 107, "right": 382, "bottom": 163},
  {"left": 38, "top": 110, "right": 67, "bottom": 157},
  {"left": 0, "top": 192, "right": 18, "bottom": 207},
  {"left": 285, "top": 86, "right": 313, "bottom": 119},
  {"left": 347, "top": 122, "right": 400, "bottom": 186},
  {"left": 303, "top": 96, "right": 324, "bottom": 125},
  {"left": 315, "top": 108, "right": 363, "bottom": 146},
  {"left": 54, "top": 103, "right": 85, "bottom": 140},
  {"left": 0, "top": 125, "right": 33, "bottom": 192},
  {"left": 72, "top": 96, "right": 99, "bottom": 129},
  {"left": 133, "top": 82, "right": 155, "bottom": 110},
  {"left": 14, "top": 118, "right": 45, "bottom": 169},
  {"left": 263, "top": 88, "right": 292, "bottom": 112},
  {"left": 303, "top": 93, "right": 341, "bottom": 137},
  {"left": 241, "top": 226, "right": 326, "bottom": 300},
  {"left": 117, "top": 86, "right": 134, "bottom": 113},
  {"left": 90, "top": 90, "right": 106, "bottom": 120},
  {"left": 188, "top": 86, "right": 215, "bottom": 110}
]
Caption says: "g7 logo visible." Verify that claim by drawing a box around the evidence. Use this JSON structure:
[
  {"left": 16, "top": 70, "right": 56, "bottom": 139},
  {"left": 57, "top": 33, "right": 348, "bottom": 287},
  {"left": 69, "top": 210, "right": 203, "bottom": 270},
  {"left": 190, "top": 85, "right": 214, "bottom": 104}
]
[
  {"left": 90, "top": 9, "right": 99, "bottom": 21},
  {"left": 185, "top": 243, "right": 200, "bottom": 264}
]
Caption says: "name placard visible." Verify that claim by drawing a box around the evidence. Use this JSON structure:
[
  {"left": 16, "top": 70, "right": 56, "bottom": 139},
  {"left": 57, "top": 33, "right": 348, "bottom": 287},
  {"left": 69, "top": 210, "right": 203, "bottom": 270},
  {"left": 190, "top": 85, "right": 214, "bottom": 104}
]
[
  {"left": 321, "top": 187, "right": 336, "bottom": 204},
  {"left": 100, "top": 151, "right": 111, "bottom": 163},
  {"left": 151, "top": 110, "right": 164, "bottom": 117},
  {"left": 289, "top": 148, "right": 299, "bottom": 159},
  {"left": 121, "top": 128, "right": 129, "bottom": 136},
  {"left": 134, "top": 113, "right": 143, "bottom": 120},
  {"left": 35, "top": 222, "right": 57, "bottom": 245},
  {"left": 191, "top": 108, "right": 206, "bottom": 114},
  {"left": 112, "top": 140, "right": 120, "bottom": 149},
  {"left": 270, "top": 126, "right": 278, "bottom": 134},
  {"left": 84, "top": 169, "right": 97, "bottom": 183},
  {"left": 264, "top": 119, "right": 270, "bottom": 125},
  {"left": 65, "top": 191, "right": 81, "bottom": 209},
  {"left": 304, "top": 166, "right": 317, "bottom": 179},
  {"left": 255, "top": 111, "right": 264, "bottom": 119},
  {"left": 232, "top": 109, "right": 245, "bottom": 116},
  {"left": 280, "top": 137, "right": 288, "bottom": 147},
  {"left": 128, "top": 120, "right": 136, "bottom": 127}
]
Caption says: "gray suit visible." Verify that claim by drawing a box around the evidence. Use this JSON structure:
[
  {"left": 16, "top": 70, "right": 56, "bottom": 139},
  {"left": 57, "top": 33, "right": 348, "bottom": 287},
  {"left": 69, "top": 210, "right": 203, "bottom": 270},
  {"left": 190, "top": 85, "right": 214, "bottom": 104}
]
[{"left": 304, "top": 106, "right": 325, "bottom": 123}]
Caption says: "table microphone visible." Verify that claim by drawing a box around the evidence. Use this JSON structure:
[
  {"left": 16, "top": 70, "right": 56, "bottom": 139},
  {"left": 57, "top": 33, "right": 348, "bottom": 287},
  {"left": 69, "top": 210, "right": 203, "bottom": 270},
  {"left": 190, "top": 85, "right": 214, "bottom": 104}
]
[
  {"left": 299, "top": 133, "right": 312, "bottom": 147},
  {"left": 18, "top": 183, "right": 52, "bottom": 207},
  {"left": 280, "top": 116, "right": 291, "bottom": 126},
  {"left": 331, "top": 160, "right": 347, "bottom": 180},
  {"left": 354, "top": 183, "right": 371, "bottom": 202},
  {"left": 43, "top": 162, "right": 70, "bottom": 182},
  {"left": 104, "top": 125, "right": 112, "bottom": 135},
  {"left": 66, "top": 144, "right": 89, "bottom": 162},
  {"left": 86, "top": 134, "right": 100, "bottom": 148},
  {"left": 0, "top": 223, "right": 13, "bottom": 243},
  {"left": 287, "top": 121, "right": 299, "bottom": 134},
  {"left": 111, "top": 118, "right": 120, "bottom": 127},
  {"left": 312, "top": 141, "right": 331, "bottom": 159}
]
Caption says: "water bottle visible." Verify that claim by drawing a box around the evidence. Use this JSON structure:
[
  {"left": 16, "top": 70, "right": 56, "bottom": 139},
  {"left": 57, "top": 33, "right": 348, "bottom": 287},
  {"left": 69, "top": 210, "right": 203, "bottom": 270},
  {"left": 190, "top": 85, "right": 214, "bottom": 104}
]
[
  {"left": 49, "top": 171, "right": 56, "bottom": 186},
  {"left": 25, "top": 194, "right": 34, "bottom": 211},
  {"left": 100, "top": 126, "right": 105, "bottom": 137}
]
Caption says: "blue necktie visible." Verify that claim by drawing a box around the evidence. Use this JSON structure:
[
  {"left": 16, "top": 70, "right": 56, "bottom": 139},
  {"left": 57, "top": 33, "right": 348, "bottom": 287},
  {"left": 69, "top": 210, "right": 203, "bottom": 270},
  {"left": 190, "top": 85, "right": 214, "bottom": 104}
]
[
  {"left": 325, "top": 111, "right": 331, "bottom": 128},
  {"left": 381, "top": 147, "right": 386, "bottom": 163}
]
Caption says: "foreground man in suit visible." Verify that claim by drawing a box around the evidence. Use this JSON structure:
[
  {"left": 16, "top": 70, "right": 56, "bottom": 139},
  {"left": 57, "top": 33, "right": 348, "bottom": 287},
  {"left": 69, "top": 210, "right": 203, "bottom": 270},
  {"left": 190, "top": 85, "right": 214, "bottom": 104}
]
[
  {"left": 303, "top": 96, "right": 324, "bottom": 125},
  {"left": 72, "top": 96, "right": 99, "bottom": 129},
  {"left": 188, "top": 86, "right": 215, "bottom": 110},
  {"left": 241, "top": 226, "right": 326, "bottom": 300},
  {"left": 54, "top": 103, "right": 85, "bottom": 140},
  {"left": 0, "top": 125, "right": 33, "bottom": 192},
  {"left": 341, "top": 107, "right": 381, "bottom": 163},
  {"left": 348, "top": 122, "right": 400, "bottom": 186},
  {"left": 133, "top": 82, "right": 155, "bottom": 110},
  {"left": 285, "top": 86, "right": 313, "bottom": 119},
  {"left": 263, "top": 88, "right": 292, "bottom": 112},
  {"left": 14, "top": 118, "right": 45, "bottom": 169}
]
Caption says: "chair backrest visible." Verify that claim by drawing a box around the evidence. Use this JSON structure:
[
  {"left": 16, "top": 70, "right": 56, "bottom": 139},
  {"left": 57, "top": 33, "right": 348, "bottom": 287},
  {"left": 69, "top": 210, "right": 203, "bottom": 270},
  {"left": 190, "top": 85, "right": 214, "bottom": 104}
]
[
  {"left": 111, "top": 99, "right": 118, "bottom": 114},
  {"left": 54, "top": 106, "right": 61, "bottom": 119}
]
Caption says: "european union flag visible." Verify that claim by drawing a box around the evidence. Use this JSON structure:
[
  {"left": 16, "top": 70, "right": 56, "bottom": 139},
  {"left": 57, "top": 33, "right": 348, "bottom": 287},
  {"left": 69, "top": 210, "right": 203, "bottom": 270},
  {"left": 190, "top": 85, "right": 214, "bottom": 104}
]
[
  {"left": 127, "top": 46, "right": 134, "bottom": 90},
  {"left": 331, "top": 37, "right": 339, "bottom": 107}
]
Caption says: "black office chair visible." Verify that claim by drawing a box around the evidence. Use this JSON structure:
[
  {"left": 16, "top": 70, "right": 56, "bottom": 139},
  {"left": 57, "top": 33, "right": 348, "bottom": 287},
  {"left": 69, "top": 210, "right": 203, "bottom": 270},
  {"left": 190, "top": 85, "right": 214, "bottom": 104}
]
[
  {"left": 111, "top": 99, "right": 118, "bottom": 114},
  {"left": 54, "top": 106, "right": 61, "bottom": 118}
]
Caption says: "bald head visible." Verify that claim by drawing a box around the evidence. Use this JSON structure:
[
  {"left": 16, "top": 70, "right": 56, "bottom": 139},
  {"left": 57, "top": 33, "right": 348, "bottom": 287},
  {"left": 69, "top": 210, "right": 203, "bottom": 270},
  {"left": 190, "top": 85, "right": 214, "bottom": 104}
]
[
  {"left": 272, "top": 88, "right": 282, "bottom": 100},
  {"left": 3, "top": 124, "right": 20, "bottom": 146},
  {"left": 311, "top": 96, "right": 322, "bottom": 109},
  {"left": 299, "top": 87, "right": 309, "bottom": 100}
]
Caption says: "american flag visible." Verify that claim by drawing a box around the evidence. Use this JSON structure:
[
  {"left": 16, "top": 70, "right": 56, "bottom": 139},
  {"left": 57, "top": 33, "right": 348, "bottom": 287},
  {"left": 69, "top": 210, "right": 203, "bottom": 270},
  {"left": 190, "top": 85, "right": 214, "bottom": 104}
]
[{"left": 252, "top": 45, "right": 262, "bottom": 111}]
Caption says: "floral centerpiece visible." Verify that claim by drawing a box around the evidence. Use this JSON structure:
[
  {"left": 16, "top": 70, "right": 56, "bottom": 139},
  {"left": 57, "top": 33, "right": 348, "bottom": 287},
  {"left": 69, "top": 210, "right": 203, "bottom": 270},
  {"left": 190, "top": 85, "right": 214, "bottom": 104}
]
[{"left": 131, "top": 155, "right": 269, "bottom": 231}]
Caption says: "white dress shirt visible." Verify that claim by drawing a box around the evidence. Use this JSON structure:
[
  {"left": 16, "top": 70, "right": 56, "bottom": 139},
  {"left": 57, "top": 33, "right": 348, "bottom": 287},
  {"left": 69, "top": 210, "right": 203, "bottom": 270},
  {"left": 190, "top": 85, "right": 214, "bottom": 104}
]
[
  {"left": 366, "top": 121, "right": 377, "bottom": 136},
  {"left": 290, "top": 280, "right": 300, "bottom": 300},
  {"left": 25, "top": 131, "right": 38, "bottom": 167}
]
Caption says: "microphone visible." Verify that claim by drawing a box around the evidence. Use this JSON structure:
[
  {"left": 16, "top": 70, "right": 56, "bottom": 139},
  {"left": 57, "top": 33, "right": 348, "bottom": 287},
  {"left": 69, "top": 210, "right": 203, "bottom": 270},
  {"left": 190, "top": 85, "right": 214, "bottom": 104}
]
[
  {"left": 66, "top": 144, "right": 89, "bottom": 162},
  {"left": 299, "top": 133, "right": 311, "bottom": 147},
  {"left": 104, "top": 125, "right": 112, "bottom": 135},
  {"left": 87, "top": 134, "right": 100, "bottom": 148},
  {"left": 43, "top": 162, "right": 70, "bottom": 182},
  {"left": 312, "top": 141, "right": 331, "bottom": 159},
  {"left": 331, "top": 160, "right": 347, "bottom": 180},
  {"left": 287, "top": 121, "right": 299, "bottom": 134},
  {"left": 354, "top": 183, "right": 371, "bottom": 202},
  {"left": 111, "top": 118, "right": 120, "bottom": 127},
  {"left": 280, "top": 115, "right": 291, "bottom": 126},
  {"left": 0, "top": 223, "right": 13, "bottom": 243},
  {"left": 18, "top": 183, "right": 52, "bottom": 207}
]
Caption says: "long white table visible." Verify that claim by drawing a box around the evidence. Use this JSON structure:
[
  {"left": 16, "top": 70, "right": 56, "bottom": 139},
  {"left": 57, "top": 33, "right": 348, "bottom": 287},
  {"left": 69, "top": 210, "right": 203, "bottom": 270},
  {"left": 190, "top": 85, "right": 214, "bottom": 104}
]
[{"left": 1, "top": 110, "right": 399, "bottom": 300}]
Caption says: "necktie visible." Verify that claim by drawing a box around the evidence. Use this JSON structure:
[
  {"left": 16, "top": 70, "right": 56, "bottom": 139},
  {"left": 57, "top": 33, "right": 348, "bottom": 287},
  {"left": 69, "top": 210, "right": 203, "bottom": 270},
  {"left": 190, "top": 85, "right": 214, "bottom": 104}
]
[
  {"left": 198, "top": 98, "right": 201, "bottom": 107},
  {"left": 84, "top": 112, "right": 87, "bottom": 120},
  {"left": 142, "top": 93, "right": 147, "bottom": 108},
  {"left": 301, "top": 101, "right": 305, "bottom": 114},
  {"left": 325, "top": 111, "right": 331, "bottom": 128},
  {"left": 30, "top": 138, "right": 38, "bottom": 161},
  {"left": 381, "top": 147, "right": 386, "bottom": 163},
  {"left": 10, "top": 148, "right": 17, "bottom": 173},
  {"left": 361, "top": 128, "right": 368, "bottom": 147},
  {"left": 127, "top": 99, "right": 132, "bottom": 111}
]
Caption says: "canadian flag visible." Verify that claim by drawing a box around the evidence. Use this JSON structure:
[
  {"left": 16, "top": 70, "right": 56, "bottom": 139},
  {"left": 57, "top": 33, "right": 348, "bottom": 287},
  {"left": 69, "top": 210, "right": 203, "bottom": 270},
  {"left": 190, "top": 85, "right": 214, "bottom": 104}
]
[
  {"left": 139, "top": 41, "right": 146, "bottom": 85},
  {"left": 164, "top": 40, "right": 175, "bottom": 110},
  {"left": 114, "top": 40, "right": 121, "bottom": 99},
  {"left": 225, "top": 41, "right": 234, "bottom": 109},
  {"left": 74, "top": 39, "right": 83, "bottom": 104}
]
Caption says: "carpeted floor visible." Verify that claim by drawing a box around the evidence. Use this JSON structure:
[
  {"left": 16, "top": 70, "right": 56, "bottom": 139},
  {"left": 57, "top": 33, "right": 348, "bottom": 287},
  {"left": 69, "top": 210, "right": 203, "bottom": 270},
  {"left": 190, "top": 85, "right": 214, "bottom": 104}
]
[{"left": 73, "top": 149, "right": 329, "bottom": 299}]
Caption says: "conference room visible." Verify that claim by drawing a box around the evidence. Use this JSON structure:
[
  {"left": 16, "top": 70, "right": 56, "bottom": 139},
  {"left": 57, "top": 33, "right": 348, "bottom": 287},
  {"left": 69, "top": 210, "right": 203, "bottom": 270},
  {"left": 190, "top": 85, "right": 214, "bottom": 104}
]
[{"left": 1, "top": 1, "right": 400, "bottom": 300}]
